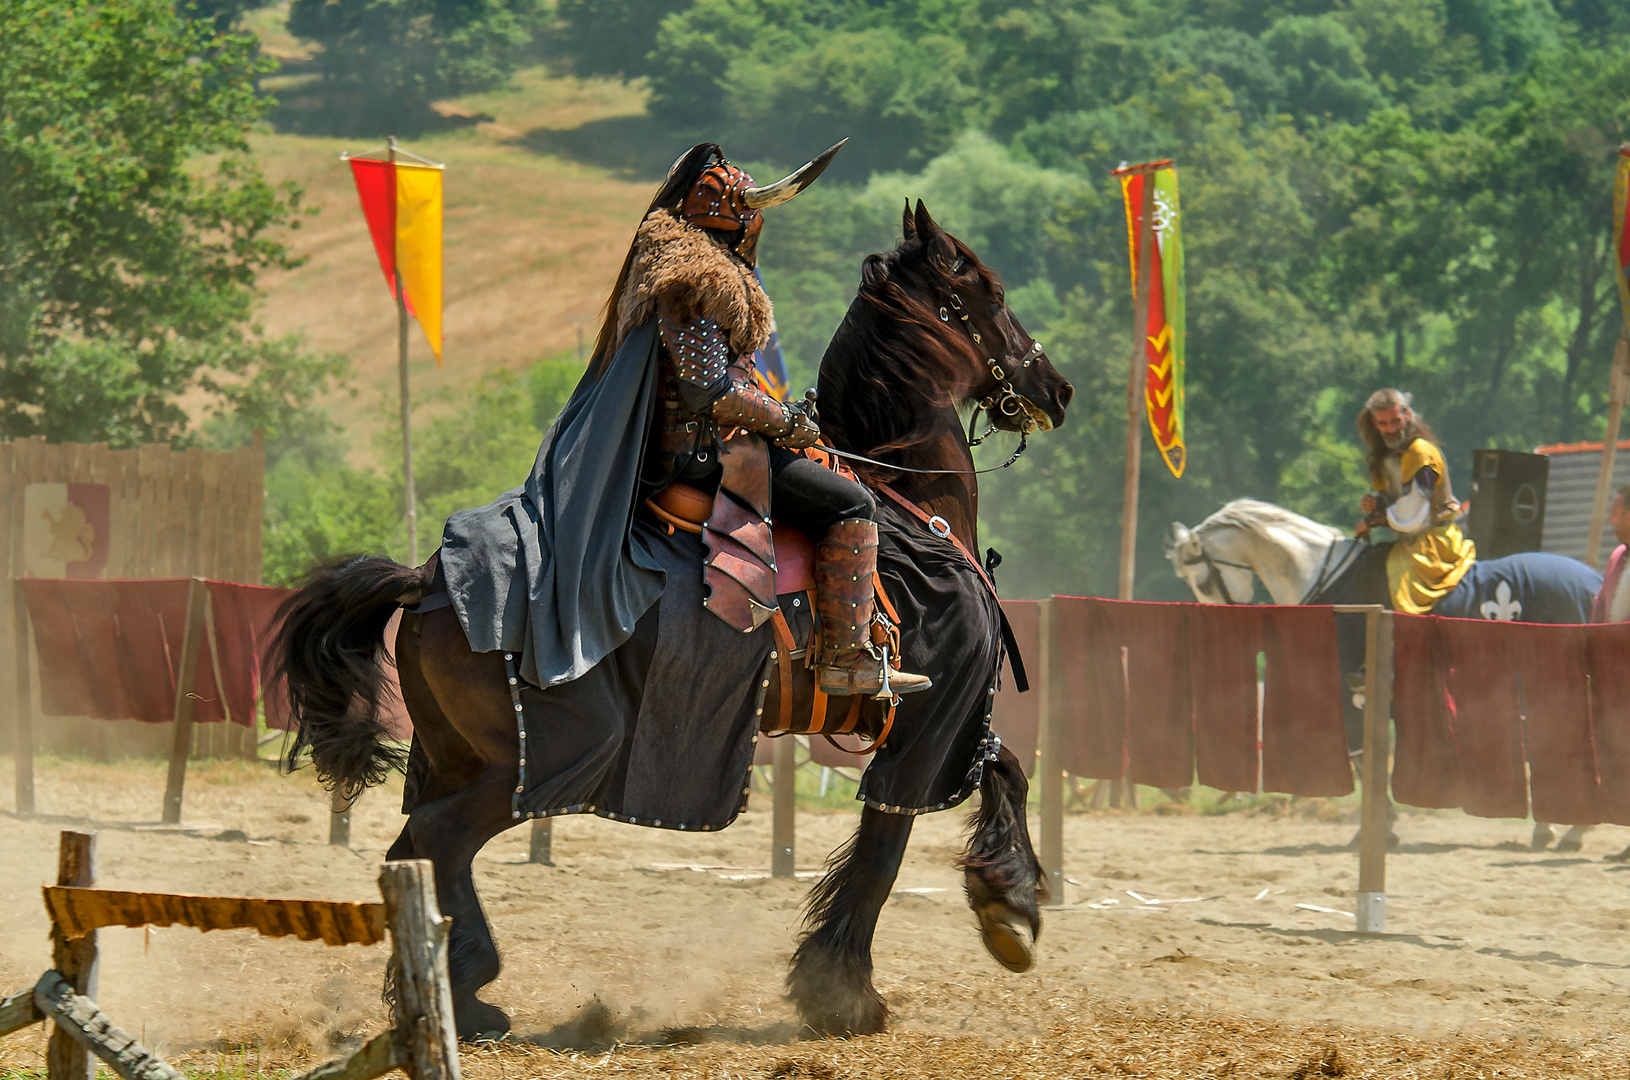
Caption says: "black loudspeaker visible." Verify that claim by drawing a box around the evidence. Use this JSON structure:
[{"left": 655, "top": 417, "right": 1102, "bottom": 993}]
[{"left": 1466, "top": 449, "right": 1548, "bottom": 559}]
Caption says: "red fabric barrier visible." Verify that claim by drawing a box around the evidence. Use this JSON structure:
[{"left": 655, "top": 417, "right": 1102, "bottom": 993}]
[
  {"left": 1390, "top": 614, "right": 1461, "bottom": 810},
  {"left": 1587, "top": 622, "right": 1630, "bottom": 825},
  {"left": 205, "top": 581, "right": 290, "bottom": 729},
  {"left": 21, "top": 579, "right": 222, "bottom": 723},
  {"left": 1517, "top": 623, "right": 1598, "bottom": 825},
  {"left": 1185, "top": 605, "right": 1259, "bottom": 793},
  {"left": 1437, "top": 618, "right": 1529, "bottom": 819},
  {"left": 1090, "top": 599, "right": 1192, "bottom": 789},
  {"left": 1057, "top": 597, "right": 1123, "bottom": 779},
  {"left": 1260, "top": 606, "right": 1353, "bottom": 797},
  {"left": 21, "top": 578, "right": 291, "bottom": 728},
  {"left": 989, "top": 599, "right": 1039, "bottom": 776}
]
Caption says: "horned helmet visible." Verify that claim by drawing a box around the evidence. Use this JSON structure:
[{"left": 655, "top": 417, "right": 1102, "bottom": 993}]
[{"left": 668, "top": 140, "right": 847, "bottom": 267}]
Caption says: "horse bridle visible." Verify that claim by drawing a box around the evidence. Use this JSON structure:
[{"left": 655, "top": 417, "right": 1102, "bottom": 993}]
[
  {"left": 816, "top": 284, "right": 1045, "bottom": 478},
  {"left": 1184, "top": 531, "right": 1367, "bottom": 606},
  {"left": 1184, "top": 547, "right": 1253, "bottom": 606},
  {"left": 936, "top": 291, "right": 1047, "bottom": 448}
]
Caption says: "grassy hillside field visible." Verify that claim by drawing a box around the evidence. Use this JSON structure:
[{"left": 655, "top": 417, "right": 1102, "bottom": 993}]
[{"left": 244, "top": 5, "right": 666, "bottom": 463}]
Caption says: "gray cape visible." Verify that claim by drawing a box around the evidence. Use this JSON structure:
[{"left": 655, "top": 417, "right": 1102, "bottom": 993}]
[{"left": 439, "top": 321, "right": 667, "bottom": 688}]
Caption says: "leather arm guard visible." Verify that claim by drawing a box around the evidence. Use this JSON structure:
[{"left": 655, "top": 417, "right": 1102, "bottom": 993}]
[{"left": 656, "top": 303, "right": 816, "bottom": 446}]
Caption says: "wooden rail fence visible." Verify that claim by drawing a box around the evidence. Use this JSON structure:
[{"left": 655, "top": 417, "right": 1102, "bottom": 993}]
[{"left": 1, "top": 831, "right": 459, "bottom": 1080}]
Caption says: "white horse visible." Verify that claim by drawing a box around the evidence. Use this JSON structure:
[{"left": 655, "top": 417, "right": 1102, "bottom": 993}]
[
  {"left": 1166, "top": 499, "right": 1361, "bottom": 607},
  {"left": 1166, "top": 498, "right": 1595, "bottom": 853}
]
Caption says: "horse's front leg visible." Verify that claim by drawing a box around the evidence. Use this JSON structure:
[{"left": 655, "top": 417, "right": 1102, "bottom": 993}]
[
  {"left": 960, "top": 744, "right": 1043, "bottom": 971},
  {"left": 788, "top": 806, "right": 913, "bottom": 1036}
]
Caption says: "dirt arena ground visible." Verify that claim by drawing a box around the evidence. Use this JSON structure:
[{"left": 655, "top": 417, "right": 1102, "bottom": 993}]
[{"left": 3, "top": 755, "right": 1629, "bottom": 1078}]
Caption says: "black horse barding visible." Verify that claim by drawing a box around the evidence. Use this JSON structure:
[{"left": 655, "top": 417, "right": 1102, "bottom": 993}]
[{"left": 270, "top": 201, "right": 1072, "bottom": 1039}]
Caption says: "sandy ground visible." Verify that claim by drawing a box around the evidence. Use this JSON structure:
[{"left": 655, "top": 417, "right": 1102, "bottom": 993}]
[{"left": 3, "top": 756, "right": 1629, "bottom": 1078}]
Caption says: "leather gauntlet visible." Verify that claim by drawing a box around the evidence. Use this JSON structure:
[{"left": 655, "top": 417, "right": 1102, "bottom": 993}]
[{"left": 710, "top": 379, "right": 795, "bottom": 436}]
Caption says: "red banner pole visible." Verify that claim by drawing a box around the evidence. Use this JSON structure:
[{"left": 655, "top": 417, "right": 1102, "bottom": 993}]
[{"left": 1119, "top": 170, "right": 1157, "bottom": 601}]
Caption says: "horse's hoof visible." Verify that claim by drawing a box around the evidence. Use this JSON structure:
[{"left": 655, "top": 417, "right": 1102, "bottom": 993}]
[
  {"left": 1557, "top": 837, "right": 1583, "bottom": 853},
  {"left": 1606, "top": 846, "right": 1630, "bottom": 864},
  {"left": 455, "top": 997, "right": 511, "bottom": 1042},
  {"left": 977, "top": 904, "right": 1035, "bottom": 973},
  {"left": 1531, "top": 824, "right": 1556, "bottom": 851}
]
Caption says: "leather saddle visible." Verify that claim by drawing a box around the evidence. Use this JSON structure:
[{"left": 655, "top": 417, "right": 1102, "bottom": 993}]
[{"left": 642, "top": 436, "right": 895, "bottom": 745}]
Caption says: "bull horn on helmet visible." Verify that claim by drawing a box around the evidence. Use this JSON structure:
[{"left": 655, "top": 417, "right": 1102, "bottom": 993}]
[{"left": 741, "top": 139, "right": 848, "bottom": 209}]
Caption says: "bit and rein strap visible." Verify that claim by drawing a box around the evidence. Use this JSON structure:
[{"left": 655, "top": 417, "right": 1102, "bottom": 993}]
[
  {"left": 816, "top": 289, "right": 1045, "bottom": 478},
  {"left": 1188, "top": 531, "right": 1368, "bottom": 607}
]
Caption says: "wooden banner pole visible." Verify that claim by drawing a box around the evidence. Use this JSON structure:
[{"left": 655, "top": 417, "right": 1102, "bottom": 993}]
[
  {"left": 161, "top": 580, "right": 208, "bottom": 825},
  {"left": 1036, "top": 598, "right": 1064, "bottom": 905},
  {"left": 390, "top": 136, "right": 420, "bottom": 567},
  {"left": 12, "top": 585, "right": 34, "bottom": 815},
  {"left": 1118, "top": 169, "right": 1158, "bottom": 601},
  {"left": 1356, "top": 607, "right": 1393, "bottom": 933},
  {"left": 1586, "top": 327, "right": 1630, "bottom": 569}
]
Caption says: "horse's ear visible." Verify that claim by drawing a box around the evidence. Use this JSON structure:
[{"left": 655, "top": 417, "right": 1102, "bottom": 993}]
[
  {"left": 861, "top": 253, "right": 890, "bottom": 288},
  {"left": 901, "top": 199, "right": 916, "bottom": 241},
  {"left": 914, "top": 200, "right": 938, "bottom": 239},
  {"left": 915, "top": 200, "right": 957, "bottom": 271}
]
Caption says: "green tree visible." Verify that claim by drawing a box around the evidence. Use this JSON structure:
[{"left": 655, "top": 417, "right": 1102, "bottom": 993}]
[{"left": 0, "top": 0, "right": 306, "bottom": 445}]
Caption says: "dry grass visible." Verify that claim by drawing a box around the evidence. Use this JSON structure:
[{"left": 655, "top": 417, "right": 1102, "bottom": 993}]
[{"left": 133, "top": 1003, "right": 1625, "bottom": 1080}]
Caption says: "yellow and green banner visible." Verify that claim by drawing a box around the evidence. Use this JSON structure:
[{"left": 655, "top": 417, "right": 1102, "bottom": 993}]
[{"left": 1115, "top": 161, "right": 1186, "bottom": 477}]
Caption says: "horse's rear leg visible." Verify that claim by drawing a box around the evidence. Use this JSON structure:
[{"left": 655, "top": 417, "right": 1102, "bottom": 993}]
[
  {"left": 401, "top": 608, "right": 520, "bottom": 1039},
  {"left": 961, "top": 744, "right": 1044, "bottom": 972},
  {"left": 787, "top": 807, "right": 912, "bottom": 1035}
]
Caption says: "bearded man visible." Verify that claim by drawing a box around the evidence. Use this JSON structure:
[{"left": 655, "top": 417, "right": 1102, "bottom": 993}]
[{"left": 1353, "top": 388, "right": 1476, "bottom": 614}]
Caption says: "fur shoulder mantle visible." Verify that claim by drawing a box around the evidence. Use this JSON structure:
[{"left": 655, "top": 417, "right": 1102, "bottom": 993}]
[{"left": 613, "top": 211, "right": 773, "bottom": 357}]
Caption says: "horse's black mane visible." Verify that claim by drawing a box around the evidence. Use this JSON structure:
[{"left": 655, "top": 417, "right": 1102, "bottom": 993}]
[{"left": 816, "top": 232, "right": 994, "bottom": 478}]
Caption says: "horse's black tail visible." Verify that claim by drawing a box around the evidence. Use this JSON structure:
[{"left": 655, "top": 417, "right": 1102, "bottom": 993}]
[{"left": 268, "top": 555, "right": 422, "bottom": 796}]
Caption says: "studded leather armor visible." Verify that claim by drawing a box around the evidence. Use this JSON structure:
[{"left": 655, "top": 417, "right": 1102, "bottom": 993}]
[{"left": 649, "top": 302, "right": 817, "bottom": 485}]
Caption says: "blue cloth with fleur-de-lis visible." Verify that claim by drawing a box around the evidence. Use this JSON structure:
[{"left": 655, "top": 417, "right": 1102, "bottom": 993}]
[{"left": 1432, "top": 551, "right": 1601, "bottom": 623}]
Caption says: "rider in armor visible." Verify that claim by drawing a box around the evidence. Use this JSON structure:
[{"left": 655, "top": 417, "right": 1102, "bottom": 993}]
[
  {"left": 1354, "top": 388, "right": 1475, "bottom": 613},
  {"left": 625, "top": 142, "right": 930, "bottom": 697}
]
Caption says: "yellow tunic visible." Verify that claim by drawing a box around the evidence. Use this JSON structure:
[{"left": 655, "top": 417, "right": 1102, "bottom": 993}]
[{"left": 1371, "top": 438, "right": 1476, "bottom": 614}]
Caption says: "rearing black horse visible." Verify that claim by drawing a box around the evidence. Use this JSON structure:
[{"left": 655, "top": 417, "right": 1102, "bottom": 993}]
[{"left": 271, "top": 200, "right": 1073, "bottom": 1039}]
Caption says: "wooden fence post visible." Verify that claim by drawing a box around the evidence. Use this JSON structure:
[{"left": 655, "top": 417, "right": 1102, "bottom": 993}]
[
  {"left": 528, "top": 818, "right": 554, "bottom": 865},
  {"left": 48, "top": 831, "right": 98, "bottom": 1080},
  {"left": 1036, "top": 598, "right": 1064, "bottom": 905},
  {"left": 1356, "top": 607, "right": 1393, "bottom": 933},
  {"left": 162, "top": 580, "right": 208, "bottom": 824},
  {"left": 12, "top": 589, "right": 33, "bottom": 815},
  {"left": 379, "top": 860, "right": 460, "bottom": 1080},
  {"left": 771, "top": 734, "right": 796, "bottom": 878},
  {"left": 329, "top": 787, "right": 353, "bottom": 847}
]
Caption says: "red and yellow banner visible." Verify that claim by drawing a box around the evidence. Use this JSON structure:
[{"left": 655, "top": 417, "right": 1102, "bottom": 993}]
[
  {"left": 1115, "top": 161, "right": 1185, "bottom": 477},
  {"left": 1615, "top": 145, "right": 1630, "bottom": 327},
  {"left": 348, "top": 157, "right": 444, "bottom": 364}
]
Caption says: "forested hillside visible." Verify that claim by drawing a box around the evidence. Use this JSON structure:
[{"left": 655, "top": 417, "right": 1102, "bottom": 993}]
[
  {"left": 6, "top": 0, "right": 1629, "bottom": 597},
  {"left": 554, "top": 0, "right": 1630, "bottom": 598}
]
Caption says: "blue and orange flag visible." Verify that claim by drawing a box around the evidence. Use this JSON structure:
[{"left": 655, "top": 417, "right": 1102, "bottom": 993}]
[
  {"left": 346, "top": 154, "right": 445, "bottom": 364},
  {"left": 1115, "top": 161, "right": 1186, "bottom": 477}
]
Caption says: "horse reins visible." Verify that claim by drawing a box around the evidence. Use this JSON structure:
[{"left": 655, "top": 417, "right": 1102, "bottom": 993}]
[{"left": 815, "top": 287, "right": 1046, "bottom": 478}]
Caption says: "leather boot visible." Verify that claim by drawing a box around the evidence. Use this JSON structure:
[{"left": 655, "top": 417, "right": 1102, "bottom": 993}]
[{"left": 814, "top": 518, "right": 932, "bottom": 698}]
